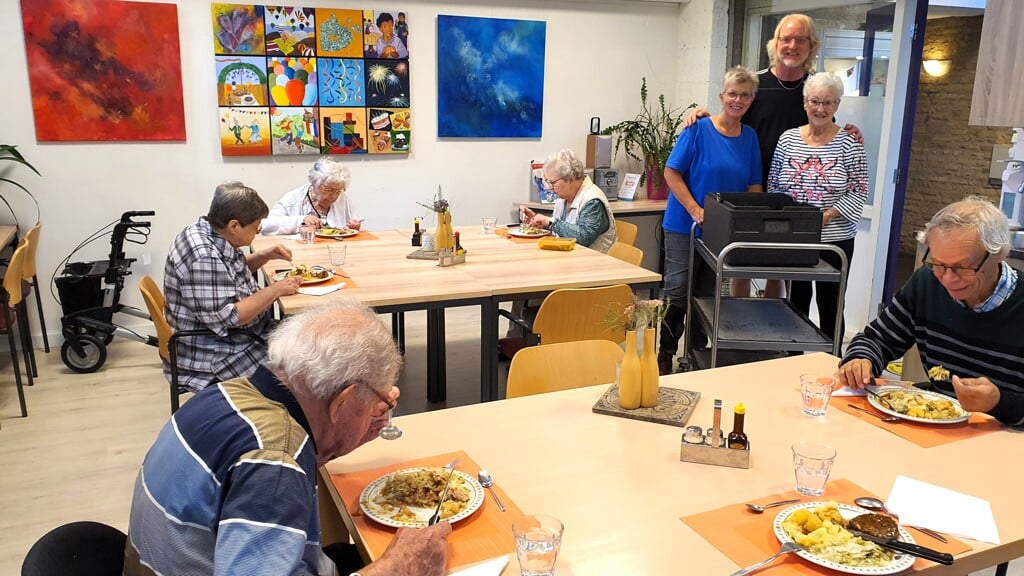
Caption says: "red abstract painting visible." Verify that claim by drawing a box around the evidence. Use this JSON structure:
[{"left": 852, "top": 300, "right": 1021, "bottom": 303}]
[{"left": 20, "top": 0, "right": 186, "bottom": 141}]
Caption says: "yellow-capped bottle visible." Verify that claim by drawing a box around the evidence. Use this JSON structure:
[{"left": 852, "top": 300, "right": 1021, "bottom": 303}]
[
  {"left": 412, "top": 217, "right": 422, "bottom": 246},
  {"left": 727, "top": 403, "right": 748, "bottom": 450}
]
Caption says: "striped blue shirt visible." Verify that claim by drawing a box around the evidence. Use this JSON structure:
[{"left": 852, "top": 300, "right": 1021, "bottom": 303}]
[{"left": 125, "top": 366, "right": 322, "bottom": 576}]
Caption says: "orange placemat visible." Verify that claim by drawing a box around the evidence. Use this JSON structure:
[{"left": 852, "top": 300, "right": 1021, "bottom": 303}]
[
  {"left": 834, "top": 396, "right": 1002, "bottom": 448},
  {"left": 311, "top": 231, "right": 380, "bottom": 243},
  {"left": 330, "top": 451, "right": 524, "bottom": 571},
  {"left": 495, "top": 227, "right": 543, "bottom": 244},
  {"left": 317, "top": 267, "right": 357, "bottom": 289},
  {"left": 681, "top": 478, "right": 971, "bottom": 575}
]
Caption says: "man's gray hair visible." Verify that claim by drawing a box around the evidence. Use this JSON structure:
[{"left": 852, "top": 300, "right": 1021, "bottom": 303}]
[
  {"left": 723, "top": 66, "right": 759, "bottom": 94},
  {"left": 921, "top": 196, "right": 1010, "bottom": 256},
  {"left": 266, "top": 299, "right": 402, "bottom": 401},
  {"left": 804, "top": 71, "right": 844, "bottom": 100},
  {"left": 543, "top": 149, "right": 586, "bottom": 182},
  {"left": 207, "top": 181, "right": 269, "bottom": 228},
  {"left": 308, "top": 157, "right": 352, "bottom": 190}
]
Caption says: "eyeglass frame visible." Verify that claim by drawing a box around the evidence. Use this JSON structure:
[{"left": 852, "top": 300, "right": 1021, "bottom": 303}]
[
  {"left": 353, "top": 379, "right": 396, "bottom": 417},
  {"left": 805, "top": 97, "right": 840, "bottom": 109},
  {"left": 543, "top": 176, "right": 566, "bottom": 188},
  {"left": 921, "top": 248, "right": 991, "bottom": 278},
  {"left": 722, "top": 91, "right": 754, "bottom": 102},
  {"left": 778, "top": 35, "right": 811, "bottom": 46}
]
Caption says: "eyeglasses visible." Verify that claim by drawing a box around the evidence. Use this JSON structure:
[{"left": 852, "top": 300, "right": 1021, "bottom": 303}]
[
  {"left": 543, "top": 176, "right": 565, "bottom": 188},
  {"left": 723, "top": 91, "right": 754, "bottom": 102},
  {"left": 805, "top": 98, "right": 840, "bottom": 109},
  {"left": 360, "top": 381, "right": 396, "bottom": 416},
  {"left": 256, "top": 223, "right": 262, "bottom": 234},
  {"left": 921, "top": 248, "right": 991, "bottom": 278},
  {"left": 778, "top": 35, "right": 811, "bottom": 46},
  {"left": 319, "top": 186, "right": 345, "bottom": 196}
]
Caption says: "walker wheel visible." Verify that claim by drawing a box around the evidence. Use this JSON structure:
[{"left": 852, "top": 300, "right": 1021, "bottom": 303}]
[{"left": 60, "top": 334, "right": 107, "bottom": 373}]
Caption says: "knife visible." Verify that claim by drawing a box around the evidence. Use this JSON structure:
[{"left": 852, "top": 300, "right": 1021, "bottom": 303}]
[{"left": 848, "top": 529, "right": 954, "bottom": 565}]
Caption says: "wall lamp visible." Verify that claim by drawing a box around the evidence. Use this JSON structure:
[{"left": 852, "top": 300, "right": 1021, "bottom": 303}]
[{"left": 922, "top": 59, "right": 952, "bottom": 78}]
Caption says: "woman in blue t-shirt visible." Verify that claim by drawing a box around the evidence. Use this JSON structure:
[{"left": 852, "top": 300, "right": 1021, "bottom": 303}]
[{"left": 658, "top": 66, "right": 763, "bottom": 375}]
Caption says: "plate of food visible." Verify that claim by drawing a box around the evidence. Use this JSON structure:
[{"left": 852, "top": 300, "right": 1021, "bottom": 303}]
[
  {"left": 315, "top": 227, "right": 359, "bottom": 238},
  {"left": 359, "top": 467, "right": 485, "bottom": 528},
  {"left": 507, "top": 225, "right": 552, "bottom": 238},
  {"left": 774, "top": 501, "right": 916, "bottom": 575},
  {"left": 867, "top": 385, "right": 969, "bottom": 424},
  {"left": 273, "top": 264, "right": 335, "bottom": 285}
]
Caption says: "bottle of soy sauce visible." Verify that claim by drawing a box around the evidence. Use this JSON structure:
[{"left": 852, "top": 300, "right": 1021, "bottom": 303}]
[
  {"left": 728, "top": 403, "right": 748, "bottom": 450},
  {"left": 454, "top": 231, "right": 464, "bottom": 255},
  {"left": 412, "top": 217, "right": 422, "bottom": 246}
]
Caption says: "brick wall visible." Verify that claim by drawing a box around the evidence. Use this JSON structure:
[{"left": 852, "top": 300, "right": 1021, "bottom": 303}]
[{"left": 901, "top": 16, "right": 1012, "bottom": 253}]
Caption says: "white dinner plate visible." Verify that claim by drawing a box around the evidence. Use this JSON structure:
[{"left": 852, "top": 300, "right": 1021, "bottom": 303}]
[
  {"left": 773, "top": 502, "right": 917, "bottom": 575},
  {"left": 507, "top": 227, "right": 551, "bottom": 238},
  {"left": 867, "top": 386, "right": 970, "bottom": 424},
  {"left": 315, "top": 227, "right": 359, "bottom": 238},
  {"left": 359, "top": 467, "right": 485, "bottom": 528},
  {"left": 272, "top": 266, "right": 335, "bottom": 285}
]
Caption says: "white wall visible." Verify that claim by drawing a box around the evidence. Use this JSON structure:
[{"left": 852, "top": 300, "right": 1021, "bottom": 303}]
[{"left": 1, "top": 0, "right": 713, "bottom": 343}]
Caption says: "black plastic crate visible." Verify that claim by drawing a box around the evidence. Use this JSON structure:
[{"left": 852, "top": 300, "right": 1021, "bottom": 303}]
[
  {"left": 56, "top": 261, "right": 109, "bottom": 317},
  {"left": 702, "top": 193, "right": 821, "bottom": 266}
]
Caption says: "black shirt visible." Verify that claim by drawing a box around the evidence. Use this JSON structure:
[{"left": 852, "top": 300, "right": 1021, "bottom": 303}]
[{"left": 742, "top": 68, "right": 809, "bottom": 189}]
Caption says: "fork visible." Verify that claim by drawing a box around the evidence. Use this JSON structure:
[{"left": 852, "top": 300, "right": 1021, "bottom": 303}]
[
  {"left": 864, "top": 387, "right": 895, "bottom": 410},
  {"left": 729, "top": 542, "right": 801, "bottom": 576},
  {"left": 427, "top": 459, "right": 460, "bottom": 526}
]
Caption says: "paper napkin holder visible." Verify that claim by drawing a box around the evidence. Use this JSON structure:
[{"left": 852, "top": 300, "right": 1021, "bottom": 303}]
[
  {"left": 679, "top": 438, "right": 751, "bottom": 469},
  {"left": 437, "top": 249, "right": 466, "bottom": 267}
]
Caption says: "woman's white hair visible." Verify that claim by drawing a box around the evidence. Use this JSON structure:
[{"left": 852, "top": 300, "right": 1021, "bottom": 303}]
[
  {"left": 723, "top": 66, "right": 759, "bottom": 94},
  {"left": 920, "top": 195, "right": 1010, "bottom": 256},
  {"left": 308, "top": 157, "right": 352, "bottom": 190},
  {"left": 266, "top": 298, "right": 401, "bottom": 401},
  {"left": 543, "top": 149, "right": 586, "bottom": 181},
  {"left": 803, "top": 72, "right": 844, "bottom": 100}
]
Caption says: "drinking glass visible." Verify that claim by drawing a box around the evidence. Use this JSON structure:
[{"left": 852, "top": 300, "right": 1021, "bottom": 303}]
[
  {"left": 792, "top": 440, "right": 836, "bottom": 496},
  {"left": 482, "top": 217, "right": 498, "bottom": 234},
  {"left": 299, "top": 224, "right": 316, "bottom": 244},
  {"left": 800, "top": 374, "right": 836, "bottom": 416},
  {"left": 513, "top": 514, "right": 563, "bottom": 576},
  {"left": 329, "top": 245, "right": 346, "bottom": 266}
]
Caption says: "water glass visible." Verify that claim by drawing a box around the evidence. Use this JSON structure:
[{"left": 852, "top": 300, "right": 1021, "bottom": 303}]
[
  {"left": 329, "top": 245, "right": 346, "bottom": 266},
  {"left": 299, "top": 225, "right": 316, "bottom": 244},
  {"left": 792, "top": 440, "right": 836, "bottom": 496},
  {"left": 482, "top": 216, "right": 498, "bottom": 234},
  {"left": 800, "top": 374, "right": 836, "bottom": 416},
  {"left": 513, "top": 514, "right": 563, "bottom": 576}
]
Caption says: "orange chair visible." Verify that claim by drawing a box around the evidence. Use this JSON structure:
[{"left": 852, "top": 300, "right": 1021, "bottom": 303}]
[
  {"left": 2, "top": 240, "right": 33, "bottom": 417},
  {"left": 614, "top": 220, "right": 639, "bottom": 247},
  {"left": 22, "top": 223, "right": 49, "bottom": 354},
  {"left": 507, "top": 340, "right": 624, "bottom": 398},
  {"left": 607, "top": 242, "right": 644, "bottom": 267}
]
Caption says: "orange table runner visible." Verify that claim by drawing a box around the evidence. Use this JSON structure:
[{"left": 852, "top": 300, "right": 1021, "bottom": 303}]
[
  {"left": 834, "top": 396, "right": 1002, "bottom": 448},
  {"left": 681, "top": 478, "right": 971, "bottom": 575},
  {"left": 329, "top": 450, "right": 524, "bottom": 571},
  {"left": 495, "top": 227, "right": 544, "bottom": 244},
  {"left": 310, "top": 230, "right": 380, "bottom": 243},
  {"left": 315, "top": 267, "right": 357, "bottom": 289}
]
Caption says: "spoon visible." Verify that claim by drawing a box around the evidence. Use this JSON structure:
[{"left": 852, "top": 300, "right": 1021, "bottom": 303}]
[
  {"left": 478, "top": 470, "right": 506, "bottom": 512},
  {"left": 846, "top": 403, "right": 901, "bottom": 422},
  {"left": 379, "top": 408, "right": 402, "bottom": 440},
  {"left": 746, "top": 498, "right": 801, "bottom": 514},
  {"left": 854, "top": 497, "right": 949, "bottom": 543}
]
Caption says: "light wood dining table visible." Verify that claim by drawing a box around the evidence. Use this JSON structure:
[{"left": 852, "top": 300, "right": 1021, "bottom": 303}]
[
  {"left": 253, "top": 227, "right": 661, "bottom": 402},
  {"left": 0, "top": 225, "right": 19, "bottom": 251},
  {"left": 320, "top": 352, "right": 1023, "bottom": 575}
]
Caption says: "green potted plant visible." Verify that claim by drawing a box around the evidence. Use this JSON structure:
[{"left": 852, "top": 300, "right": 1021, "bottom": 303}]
[
  {"left": 602, "top": 78, "right": 695, "bottom": 200},
  {"left": 1, "top": 144, "right": 40, "bottom": 194}
]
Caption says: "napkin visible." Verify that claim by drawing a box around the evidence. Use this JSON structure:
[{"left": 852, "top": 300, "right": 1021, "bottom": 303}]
[
  {"left": 448, "top": 556, "right": 510, "bottom": 576},
  {"left": 831, "top": 385, "right": 866, "bottom": 397},
  {"left": 886, "top": 475, "right": 1001, "bottom": 544},
  {"left": 297, "top": 282, "right": 344, "bottom": 296}
]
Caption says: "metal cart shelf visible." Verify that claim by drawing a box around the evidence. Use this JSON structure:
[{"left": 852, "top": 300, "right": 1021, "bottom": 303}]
[{"left": 683, "top": 226, "right": 849, "bottom": 370}]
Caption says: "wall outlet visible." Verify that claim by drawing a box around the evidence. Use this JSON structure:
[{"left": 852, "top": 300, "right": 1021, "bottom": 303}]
[{"left": 142, "top": 252, "right": 151, "bottom": 266}]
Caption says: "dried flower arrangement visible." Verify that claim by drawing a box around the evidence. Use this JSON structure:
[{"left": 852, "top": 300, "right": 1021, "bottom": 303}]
[
  {"left": 417, "top": 185, "right": 450, "bottom": 213},
  {"left": 606, "top": 293, "right": 670, "bottom": 332}
]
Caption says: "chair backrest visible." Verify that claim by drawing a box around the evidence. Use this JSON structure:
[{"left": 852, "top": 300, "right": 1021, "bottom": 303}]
[
  {"left": 607, "top": 242, "right": 644, "bottom": 267},
  {"left": 507, "top": 339, "right": 624, "bottom": 398},
  {"left": 532, "top": 284, "right": 633, "bottom": 345},
  {"left": 139, "top": 275, "right": 171, "bottom": 362},
  {"left": 3, "top": 240, "right": 28, "bottom": 305},
  {"left": 22, "top": 521, "right": 127, "bottom": 576},
  {"left": 614, "top": 220, "right": 639, "bottom": 247},
  {"left": 22, "top": 223, "right": 41, "bottom": 278}
]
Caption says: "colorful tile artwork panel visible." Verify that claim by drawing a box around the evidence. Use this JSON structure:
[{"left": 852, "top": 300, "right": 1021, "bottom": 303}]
[
  {"left": 20, "top": 0, "right": 186, "bottom": 142},
  {"left": 211, "top": 4, "right": 410, "bottom": 156}
]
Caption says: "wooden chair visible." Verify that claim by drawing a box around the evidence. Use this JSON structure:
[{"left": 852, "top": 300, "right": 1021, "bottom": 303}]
[
  {"left": 607, "top": 242, "right": 644, "bottom": 267},
  {"left": 1, "top": 240, "right": 32, "bottom": 417},
  {"left": 139, "top": 275, "right": 265, "bottom": 413},
  {"left": 615, "top": 220, "right": 638, "bottom": 246},
  {"left": 22, "top": 223, "right": 49, "bottom": 354},
  {"left": 502, "top": 284, "right": 633, "bottom": 347},
  {"left": 507, "top": 339, "right": 624, "bottom": 398}
]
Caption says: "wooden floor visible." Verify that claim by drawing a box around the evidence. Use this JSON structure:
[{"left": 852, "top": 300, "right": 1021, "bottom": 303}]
[{"left": 0, "top": 306, "right": 1015, "bottom": 575}]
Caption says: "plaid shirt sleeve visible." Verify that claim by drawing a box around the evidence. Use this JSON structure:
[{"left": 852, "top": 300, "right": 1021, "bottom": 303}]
[{"left": 179, "top": 253, "right": 245, "bottom": 338}]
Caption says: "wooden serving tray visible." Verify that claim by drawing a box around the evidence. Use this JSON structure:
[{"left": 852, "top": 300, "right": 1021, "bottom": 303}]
[{"left": 592, "top": 385, "right": 701, "bottom": 427}]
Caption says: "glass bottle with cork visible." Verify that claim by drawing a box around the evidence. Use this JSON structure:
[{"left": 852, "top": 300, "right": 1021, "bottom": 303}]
[{"left": 728, "top": 403, "right": 748, "bottom": 450}]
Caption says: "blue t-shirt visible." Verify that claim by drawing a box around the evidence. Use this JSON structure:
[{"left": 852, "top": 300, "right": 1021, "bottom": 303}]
[{"left": 663, "top": 116, "right": 761, "bottom": 234}]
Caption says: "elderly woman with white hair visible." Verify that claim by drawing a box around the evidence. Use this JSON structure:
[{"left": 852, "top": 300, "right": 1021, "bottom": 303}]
[
  {"left": 261, "top": 157, "right": 362, "bottom": 235},
  {"left": 768, "top": 71, "right": 868, "bottom": 341},
  {"left": 521, "top": 149, "right": 617, "bottom": 252}
]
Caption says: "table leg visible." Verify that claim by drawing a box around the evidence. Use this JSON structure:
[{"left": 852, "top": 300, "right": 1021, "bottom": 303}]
[
  {"left": 391, "top": 312, "right": 405, "bottom": 355},
  {"left": 426, "top": 308, "right": 446, "bottom": 403},
  {"left": 480, "top": 298, "right": 499, "bottom": 402}
]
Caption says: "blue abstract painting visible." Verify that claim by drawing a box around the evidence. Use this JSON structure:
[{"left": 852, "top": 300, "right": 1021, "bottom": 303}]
[{"left": 437, "top": 15, "right": 545, "bottom": 138}]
